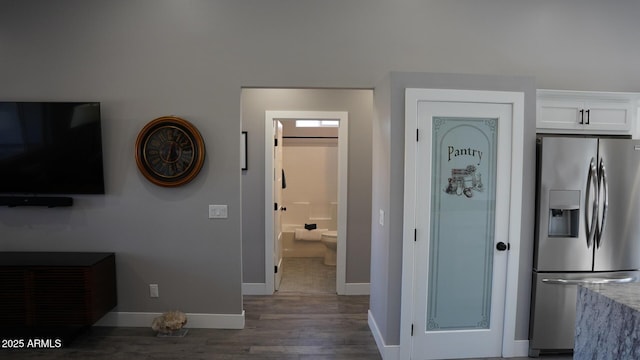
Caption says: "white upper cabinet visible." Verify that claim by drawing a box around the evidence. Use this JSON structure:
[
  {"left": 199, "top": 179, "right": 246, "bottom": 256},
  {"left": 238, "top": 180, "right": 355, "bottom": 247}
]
[{"left": 537, "top": 90, "right": 638, "bottom": 135}]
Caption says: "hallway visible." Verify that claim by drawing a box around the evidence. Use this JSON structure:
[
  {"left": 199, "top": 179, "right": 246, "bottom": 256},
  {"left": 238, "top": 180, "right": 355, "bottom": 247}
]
[{"left": 278, "top": 257, "right": 336, "bottom": 294}]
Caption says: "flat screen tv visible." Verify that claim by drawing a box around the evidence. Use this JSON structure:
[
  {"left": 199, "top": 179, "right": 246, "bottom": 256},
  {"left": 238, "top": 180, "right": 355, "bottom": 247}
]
[{"left": 0, "top": 102, "right": 105, "bottom": 194}]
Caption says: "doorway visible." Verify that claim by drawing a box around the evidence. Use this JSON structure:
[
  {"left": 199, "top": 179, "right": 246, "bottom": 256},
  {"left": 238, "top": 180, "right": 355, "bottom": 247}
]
[
  {"left": 400, "top": 89, "right": 524, "bottom": 359},
  {"left": 264, "top": 111, "right": 348, "bottom": 294}
]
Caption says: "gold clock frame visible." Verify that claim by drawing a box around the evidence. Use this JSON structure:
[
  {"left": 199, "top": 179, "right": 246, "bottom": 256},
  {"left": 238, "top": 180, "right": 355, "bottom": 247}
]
[{"left": 135, "top": 116, "right": 206, "bottom": 187}]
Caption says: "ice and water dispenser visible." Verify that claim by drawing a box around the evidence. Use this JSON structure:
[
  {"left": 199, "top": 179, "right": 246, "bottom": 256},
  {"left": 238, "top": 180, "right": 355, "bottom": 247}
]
[{"left": 547, "top": 190, "right": 580, "bottom": 238}]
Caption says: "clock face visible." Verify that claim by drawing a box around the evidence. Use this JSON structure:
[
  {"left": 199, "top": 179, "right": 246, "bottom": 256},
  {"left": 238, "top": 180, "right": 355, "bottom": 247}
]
[
  {"left": 135, "top": 116, "right": 205, "bottom": 187},
  {"left": 143, "top": 126, "right": 195, "bottom": 178}
]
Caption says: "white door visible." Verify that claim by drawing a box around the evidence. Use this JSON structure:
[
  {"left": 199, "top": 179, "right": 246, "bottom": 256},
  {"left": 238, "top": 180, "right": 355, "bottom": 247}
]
[
  {"left": 273, "top": 120, "right": 284, "bottom": 290},
  {"left": 404, "top": 91, "right": 523, "bottom": 359}
]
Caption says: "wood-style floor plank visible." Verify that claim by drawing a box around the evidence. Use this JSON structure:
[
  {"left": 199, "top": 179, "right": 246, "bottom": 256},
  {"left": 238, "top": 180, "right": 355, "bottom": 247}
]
[{"left": 1, "top": 294, "right": 382, "bottom": 359}]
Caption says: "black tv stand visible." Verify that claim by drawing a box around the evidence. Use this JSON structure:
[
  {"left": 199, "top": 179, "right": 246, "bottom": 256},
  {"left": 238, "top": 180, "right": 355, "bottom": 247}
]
[
  {"left": 0, "top": 252, "right": 117, "bottom": 347},
  {"left": 0, "top": 195, "right": 73, "bottom": 207}
]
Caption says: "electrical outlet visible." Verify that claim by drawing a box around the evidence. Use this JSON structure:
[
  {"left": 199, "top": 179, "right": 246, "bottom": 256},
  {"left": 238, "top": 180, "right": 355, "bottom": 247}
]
[{"left": 149, "top": 284, "right": 159, "bottom": 298}]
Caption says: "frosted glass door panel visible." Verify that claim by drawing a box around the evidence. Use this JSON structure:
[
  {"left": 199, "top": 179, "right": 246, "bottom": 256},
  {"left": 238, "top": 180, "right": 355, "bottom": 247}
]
[{"left": 427, "top": 117, "right": 498, "bottom": 331}]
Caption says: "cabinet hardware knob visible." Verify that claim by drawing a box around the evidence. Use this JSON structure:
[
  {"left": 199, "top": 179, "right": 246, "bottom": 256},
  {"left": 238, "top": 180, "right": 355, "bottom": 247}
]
[
  {"left": 585, "top": 109, "right": 590, "bottom": 125},
  {"left": 579, "top": 109, "right": 584, "bottom": 124}
]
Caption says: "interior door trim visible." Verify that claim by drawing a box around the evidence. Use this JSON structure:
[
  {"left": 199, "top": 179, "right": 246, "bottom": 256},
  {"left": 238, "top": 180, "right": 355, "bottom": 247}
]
[{"left": 400, "top": 89, "right": 524, "bottom": 359}]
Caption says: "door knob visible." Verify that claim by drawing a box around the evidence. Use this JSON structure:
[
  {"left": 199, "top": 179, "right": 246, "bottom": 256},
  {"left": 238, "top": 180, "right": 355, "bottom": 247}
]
[{"left": 496, "top": 242, "right": 508, "bottom": 251}]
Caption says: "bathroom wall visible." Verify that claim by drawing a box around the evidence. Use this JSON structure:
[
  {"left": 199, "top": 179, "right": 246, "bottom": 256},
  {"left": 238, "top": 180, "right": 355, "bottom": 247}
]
[
  {"left": 281, "top": 132, "right": 339, "bottom": 257},
  {"left": 282, "top": 138, "right": 338, "bottom": 228}
]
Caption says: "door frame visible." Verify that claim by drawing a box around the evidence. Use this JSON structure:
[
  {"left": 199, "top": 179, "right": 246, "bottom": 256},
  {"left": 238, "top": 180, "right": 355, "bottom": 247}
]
[
  {"left": 264, "top": 110, "right": 348, "bottom": 294},
  {"left": 400, "top": 89, "right": 524, "bottom": 358},
  {"left": 273, "top": 120, "right": 284, "bottom": 291}
]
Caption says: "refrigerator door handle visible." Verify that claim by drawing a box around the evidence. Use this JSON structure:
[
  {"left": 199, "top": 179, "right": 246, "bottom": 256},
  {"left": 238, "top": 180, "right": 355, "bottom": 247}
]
[
  {"left": 596, "top": 158, "right": 609, "bottom": 248},
  {"left": 585, "top": 157, "right": 599, "bottom": 248},
  {"left": 541, "top": 277, "right": 634, "bottom": 285}
]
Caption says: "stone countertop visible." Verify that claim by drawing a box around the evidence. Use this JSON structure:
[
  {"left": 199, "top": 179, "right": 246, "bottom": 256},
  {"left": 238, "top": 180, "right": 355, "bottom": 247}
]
[
  {"left": 575, "top": 282, "right": 640, "bottom": 359},
  {"left": 581, "top": 282, "right": 640, "bottom": 312}
]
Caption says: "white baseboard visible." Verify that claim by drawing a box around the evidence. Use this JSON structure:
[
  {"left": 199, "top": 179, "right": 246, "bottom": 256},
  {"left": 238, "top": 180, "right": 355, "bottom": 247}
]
[
  {"left": 366, "top": 307, "right": 529, "bottom": 360},
  {"left": 242, "top": 282, "right": 370, "bottom": 296},
  {"left": 94, "top": 310, "right": 245, "bottom": 329},
  {"left": 504, "top": 339, "right": 530, "bottom": 357},
  {"left": 368, "top": 310, "right": 400, "bottom": 360},
  {"left": 345, "top": 282, "right": 370, "bottom": 295}
]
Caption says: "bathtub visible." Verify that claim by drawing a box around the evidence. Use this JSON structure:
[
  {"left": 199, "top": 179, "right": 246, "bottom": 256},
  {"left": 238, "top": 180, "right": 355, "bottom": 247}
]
[{"left": 281, "top": 224, "right": 327, "bottom": 258}]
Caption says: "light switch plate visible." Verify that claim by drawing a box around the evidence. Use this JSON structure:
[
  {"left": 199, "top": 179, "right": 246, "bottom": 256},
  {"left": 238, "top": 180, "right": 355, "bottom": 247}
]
[
  {"left": 209, "top": 205, "right": 228, "bottom": 219},
  {"left": 379, "top": 209, "right": 384, "bottom": 226}
]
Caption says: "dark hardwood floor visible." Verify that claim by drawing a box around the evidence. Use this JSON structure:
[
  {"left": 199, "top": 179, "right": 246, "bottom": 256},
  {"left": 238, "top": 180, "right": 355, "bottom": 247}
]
[
  {"left": 1, "top": 294, "right": 381, "bottom": 359},
  {"left": 0, "top": 255, "right": 573, "bottom": 359},
  {"left": 0, "top": 292, "right": 576, "bottom": 359}
]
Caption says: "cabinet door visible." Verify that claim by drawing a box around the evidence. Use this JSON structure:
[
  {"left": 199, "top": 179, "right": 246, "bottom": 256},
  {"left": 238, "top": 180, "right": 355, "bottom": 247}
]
[
  {"left": 537, "top": 90, "right": 636, "bottom": 135},
  {"left": 537, "top": 98, "right": 584, "bottom": 131},
  {"left": 583, "top": 99, "right": 631, "bottom": 132}
]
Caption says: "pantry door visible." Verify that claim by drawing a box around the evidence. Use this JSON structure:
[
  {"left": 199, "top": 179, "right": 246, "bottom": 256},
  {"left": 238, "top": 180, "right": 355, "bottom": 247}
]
[{"left": 402, "top": 89, "right": 524, "bottom": 359}]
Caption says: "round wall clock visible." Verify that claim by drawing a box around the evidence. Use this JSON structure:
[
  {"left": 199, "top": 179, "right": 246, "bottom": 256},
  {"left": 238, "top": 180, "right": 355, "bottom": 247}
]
[{"left": 135, "top": 116, "right": 206, "bottom": 187}]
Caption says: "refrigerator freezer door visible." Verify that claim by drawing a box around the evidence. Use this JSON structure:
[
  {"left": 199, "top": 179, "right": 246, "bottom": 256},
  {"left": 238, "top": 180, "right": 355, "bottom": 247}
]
[
  {"left": 594, "top": 139, "right": 640, "bottom": 271},
  {"left": 529, "top": 271, "right": 640, "bottom": 355},
  {"left": 535, "top": 137, "right": 597, "bottom": 271}
]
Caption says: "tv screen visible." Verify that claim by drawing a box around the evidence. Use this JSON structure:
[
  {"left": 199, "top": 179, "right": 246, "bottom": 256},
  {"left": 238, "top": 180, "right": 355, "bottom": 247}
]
[{"left": 0, "top": 102, "right": 105, "bottom": 194}]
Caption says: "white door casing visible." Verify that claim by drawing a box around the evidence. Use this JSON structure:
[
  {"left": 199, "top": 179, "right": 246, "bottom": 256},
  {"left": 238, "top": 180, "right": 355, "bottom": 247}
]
[
  {"left": 273, "top": 120, "right": 284, "bottom": 291},
  {"left": 401, "top": 89, "right": 524, "bottom": 359},
  {"left": 264, "top": 111, "right": 348, "bottom": 294}
]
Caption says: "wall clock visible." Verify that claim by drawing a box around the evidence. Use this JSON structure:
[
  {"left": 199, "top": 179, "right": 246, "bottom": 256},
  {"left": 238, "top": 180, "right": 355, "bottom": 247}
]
[{"left": 135, "top": 116, "right": 206, "bottom": 187}]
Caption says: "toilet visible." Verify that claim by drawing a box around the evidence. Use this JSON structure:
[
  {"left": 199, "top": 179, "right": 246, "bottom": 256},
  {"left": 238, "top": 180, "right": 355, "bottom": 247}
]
[{"left": 321, "top": 231, "right": 337, "bottom": 266}]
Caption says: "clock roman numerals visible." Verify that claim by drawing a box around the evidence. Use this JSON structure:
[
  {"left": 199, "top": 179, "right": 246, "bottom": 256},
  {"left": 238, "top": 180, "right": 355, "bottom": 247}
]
[{"left": 143, "top": 126, "right": 196, "bottom": 178}]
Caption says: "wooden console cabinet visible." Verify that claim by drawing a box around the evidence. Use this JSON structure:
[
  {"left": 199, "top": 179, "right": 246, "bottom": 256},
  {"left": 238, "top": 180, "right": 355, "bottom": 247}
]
[{"left": 0, "top": 252, "right": 117, "bottom": 328}]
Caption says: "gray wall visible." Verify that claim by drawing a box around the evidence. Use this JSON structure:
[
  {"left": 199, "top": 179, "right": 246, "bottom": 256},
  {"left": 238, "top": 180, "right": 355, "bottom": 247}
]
[
  {"left": 241, "top": 88, "right": 373, "bottom": 284},
  {"left": 1, "top": 0, "right": 640, "bottom": 346}
]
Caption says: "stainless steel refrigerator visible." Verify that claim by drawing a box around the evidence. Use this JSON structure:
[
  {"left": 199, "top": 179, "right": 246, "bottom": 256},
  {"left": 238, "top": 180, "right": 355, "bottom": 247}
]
[{"left": 529, "top": 135, "right": 640, "bottom": 356}]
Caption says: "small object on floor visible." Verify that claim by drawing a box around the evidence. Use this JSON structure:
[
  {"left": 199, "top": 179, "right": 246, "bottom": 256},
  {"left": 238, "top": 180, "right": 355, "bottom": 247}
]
[{"left": 152, "top": 310, "right": 188, "bottom": 336}]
